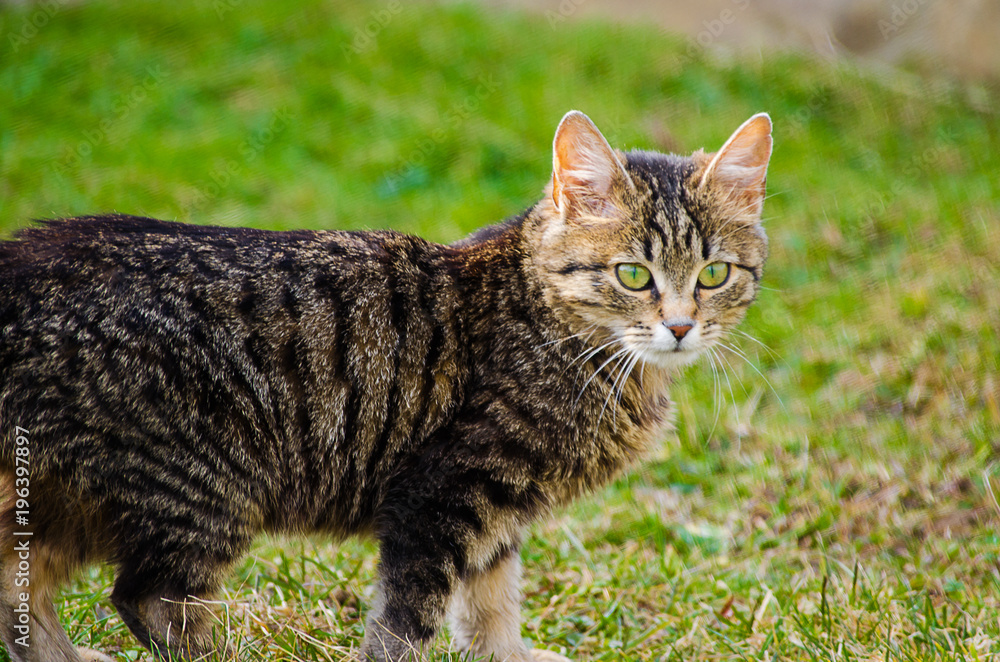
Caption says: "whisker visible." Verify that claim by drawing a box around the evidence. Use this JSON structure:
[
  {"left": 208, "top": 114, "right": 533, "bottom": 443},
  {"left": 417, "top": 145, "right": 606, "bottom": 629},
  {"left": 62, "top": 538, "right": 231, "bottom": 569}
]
[
  {"left": 626, "top": 353, "right": 643, "bottom": 411},
  {"left": 714, "top": 345, "right": 751, "bottom": 400},
  {"left": 568, "top": 340, "right": 620, "bottom": 392},
  {"left": 711, "top": 201, "right": 778, "bottom": 246},
  {"left": 609, "top": 351, "right": 641, "bottom": 429},
  {"left": 705, "top": 349, "right": 723, "bottom": 442},
  {"left": 597, "top": 350, "right": 634, "bottom": 431},
  {"left": 711, "top": 346, "right": 743, "bottom": 446},
  {"left": 714, "top": 217, "right": 764, "bottom": 244},
  {"left": 575, "top": 346, "right": 630, "bottom": 408},
  {"left": 563, "top": 338, "right": 618, "bottom": 381},
  {"left": 717, "top": 340, "right": 785, "bottom": 411},
  {"left": 734, "top": 329, "right": 781, "bottom": 361},
  {"left": 710, "top": 198, "right": 766, "bottom": 240},
  {"left": 537, "top": 325, "right": 596, "bottom": 350}
]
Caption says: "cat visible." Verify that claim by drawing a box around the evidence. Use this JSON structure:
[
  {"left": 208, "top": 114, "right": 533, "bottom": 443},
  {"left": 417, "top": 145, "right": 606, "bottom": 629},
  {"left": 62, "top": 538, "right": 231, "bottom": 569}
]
[{"left": 0, "top": 110, "right": 771, "bottom": 662}]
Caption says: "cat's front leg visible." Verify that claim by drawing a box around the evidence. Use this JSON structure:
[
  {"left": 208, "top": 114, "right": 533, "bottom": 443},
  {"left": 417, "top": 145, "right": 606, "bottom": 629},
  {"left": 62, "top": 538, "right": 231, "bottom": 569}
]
[
  {"left": 449, "top": 547, "right": 528, "bottom": 659},
  {"left": 359, "top": 509, "right": 462, "bottom": 661},
  {"left": 450, "top": 549, "right": 572, "bottom": 662},
  {"left": 361, "top": 573, "right": 447, "bottom": 662}
]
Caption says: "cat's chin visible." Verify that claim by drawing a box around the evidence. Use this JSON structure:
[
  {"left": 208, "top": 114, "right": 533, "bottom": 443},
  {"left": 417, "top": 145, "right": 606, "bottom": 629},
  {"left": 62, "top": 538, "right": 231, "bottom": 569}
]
[{"left": 639, "top": 348, "right": 705, "bottom": 370}]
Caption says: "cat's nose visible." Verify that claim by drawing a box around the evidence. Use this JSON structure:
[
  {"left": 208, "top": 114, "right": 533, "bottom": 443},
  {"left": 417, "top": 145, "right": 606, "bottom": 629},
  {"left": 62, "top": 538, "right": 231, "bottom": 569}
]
[{"left": 666, "top": 323, "right": 693, "bottom": 341}]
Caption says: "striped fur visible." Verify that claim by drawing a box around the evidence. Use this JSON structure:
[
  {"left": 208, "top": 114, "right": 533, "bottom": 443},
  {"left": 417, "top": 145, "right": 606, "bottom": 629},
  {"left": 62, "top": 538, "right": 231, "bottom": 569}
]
[{"left": 0, "top": 111, "right": 771, "bottom": 661}]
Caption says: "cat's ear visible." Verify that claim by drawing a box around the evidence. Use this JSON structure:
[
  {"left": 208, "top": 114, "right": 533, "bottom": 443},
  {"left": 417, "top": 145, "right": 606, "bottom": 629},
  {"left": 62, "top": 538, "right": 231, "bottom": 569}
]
[
  {"left": 550, "top": 111, "right": 635, "bottom": 220},
  {"left": 698, "top": 112, "right": 772, "bottom": 219}
]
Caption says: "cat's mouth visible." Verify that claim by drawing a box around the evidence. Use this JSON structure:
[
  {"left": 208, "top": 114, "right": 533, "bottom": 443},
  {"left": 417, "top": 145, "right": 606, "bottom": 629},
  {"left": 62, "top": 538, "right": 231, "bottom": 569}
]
[
  {"left": 632, "top": 343, "right": 706, "bottom": 369},
  {"left": 642, "top": 322, "right": 709, "bottom": 366},
  {"left": 610, "top": 324, "right": 710, "bottom": 370}
]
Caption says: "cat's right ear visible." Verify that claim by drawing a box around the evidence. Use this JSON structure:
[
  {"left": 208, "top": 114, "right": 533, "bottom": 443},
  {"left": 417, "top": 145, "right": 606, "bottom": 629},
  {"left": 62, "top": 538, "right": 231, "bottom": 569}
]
[
  {"left": 550, "top": 111, "right": 634, "bottom": 221},
  {"left": 698, "top": 113, "right": 772, "bottom": 220}
]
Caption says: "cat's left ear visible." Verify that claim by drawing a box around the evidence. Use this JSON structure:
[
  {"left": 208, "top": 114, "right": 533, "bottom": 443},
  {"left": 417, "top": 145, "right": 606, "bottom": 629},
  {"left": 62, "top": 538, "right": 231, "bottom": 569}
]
[
  {"left": 550, "top": 110, "right": 636, "bottom": 221},
  {"left": 698, "top": 113, "right": 772, "bottom": 219}
]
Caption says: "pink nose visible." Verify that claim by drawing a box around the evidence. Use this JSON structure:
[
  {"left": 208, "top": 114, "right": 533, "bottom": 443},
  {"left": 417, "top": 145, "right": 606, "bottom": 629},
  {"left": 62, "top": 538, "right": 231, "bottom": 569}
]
[{"left": 667, "top": 324, "right": 693, "bottom": 341}]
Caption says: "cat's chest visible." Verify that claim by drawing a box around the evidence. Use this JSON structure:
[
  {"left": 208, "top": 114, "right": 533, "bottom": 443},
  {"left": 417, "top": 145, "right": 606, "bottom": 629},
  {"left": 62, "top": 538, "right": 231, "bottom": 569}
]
[
  {"left": 541, "top": 362, "right": 675, "bottom": 500},
  {"left": 602, "top": 368, "right": 675, "bottom": 456}
]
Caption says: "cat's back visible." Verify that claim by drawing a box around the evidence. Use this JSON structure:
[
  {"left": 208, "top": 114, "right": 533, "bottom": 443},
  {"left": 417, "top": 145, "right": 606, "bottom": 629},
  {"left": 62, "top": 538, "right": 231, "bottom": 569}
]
[
  {"left": 0, "top": 214, "right": 447, "bottom": 323},
  {"left": 1, "top": 214, "right": 372, "bottom": 289},
  {"left": 0, "top": 214, "right": 419, "bottom": 383},
  {"left": 0, "top": 215, "right": 469, "bottom": 531}
]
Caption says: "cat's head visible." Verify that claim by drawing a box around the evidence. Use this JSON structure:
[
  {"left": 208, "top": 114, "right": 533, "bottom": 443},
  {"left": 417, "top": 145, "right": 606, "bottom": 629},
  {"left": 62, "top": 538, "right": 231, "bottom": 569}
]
[{"left": 527, "top": 110, "right": 772, "bottom": 369}]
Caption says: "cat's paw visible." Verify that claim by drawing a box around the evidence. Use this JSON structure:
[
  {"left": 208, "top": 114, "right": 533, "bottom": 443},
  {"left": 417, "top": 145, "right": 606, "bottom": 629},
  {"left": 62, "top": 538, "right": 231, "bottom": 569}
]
[
  {"left": 76, "top": 647, "right": 114, "bottom": 662},
  {"left": 530, "top": 649, "right": 572, "bottom": 662}
]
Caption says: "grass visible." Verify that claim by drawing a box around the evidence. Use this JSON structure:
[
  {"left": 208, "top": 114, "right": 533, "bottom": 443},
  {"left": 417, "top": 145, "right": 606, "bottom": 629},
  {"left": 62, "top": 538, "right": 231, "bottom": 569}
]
[{"left": 2, "top": 0, "right": 999, "bottom": 660}]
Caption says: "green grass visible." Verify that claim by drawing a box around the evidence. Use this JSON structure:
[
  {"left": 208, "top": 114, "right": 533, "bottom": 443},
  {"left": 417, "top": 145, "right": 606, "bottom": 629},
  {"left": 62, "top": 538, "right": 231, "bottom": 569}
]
[{"left": 2, "top": 1, "right": 999, "bottom": 660}]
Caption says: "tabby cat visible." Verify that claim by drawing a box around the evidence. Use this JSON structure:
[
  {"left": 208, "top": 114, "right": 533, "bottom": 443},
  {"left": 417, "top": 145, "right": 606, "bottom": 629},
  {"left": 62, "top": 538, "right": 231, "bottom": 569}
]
[{"left": 0, "top": 110, "right": 771, "bottom": 662}]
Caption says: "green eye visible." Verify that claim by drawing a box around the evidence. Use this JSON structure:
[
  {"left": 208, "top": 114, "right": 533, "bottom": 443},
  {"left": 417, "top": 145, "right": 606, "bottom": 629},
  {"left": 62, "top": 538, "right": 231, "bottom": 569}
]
[
  {"left": 616, "top": 263, "right": 652, "bottom": 291},
  {"left": 698, "top": 262, "right": 730, "bottom": 289}
]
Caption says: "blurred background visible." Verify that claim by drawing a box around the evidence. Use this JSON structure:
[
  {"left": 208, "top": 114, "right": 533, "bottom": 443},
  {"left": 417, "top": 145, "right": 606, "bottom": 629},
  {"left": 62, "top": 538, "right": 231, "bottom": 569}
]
[
  {"left": 1, "top": 0, "right": 998, "bottom": 659},
  {"left": 493, "top": 0, "right": 1000, "bottom": 81}
]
